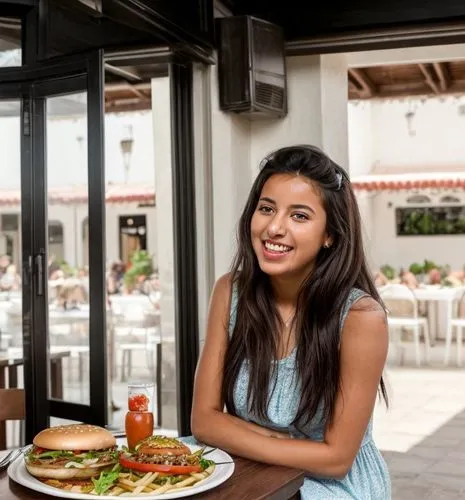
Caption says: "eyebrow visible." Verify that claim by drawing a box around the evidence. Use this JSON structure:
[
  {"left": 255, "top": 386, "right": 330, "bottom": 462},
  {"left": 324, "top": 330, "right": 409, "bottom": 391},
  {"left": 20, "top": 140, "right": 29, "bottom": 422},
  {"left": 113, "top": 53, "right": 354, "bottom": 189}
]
[{"left": 259, "top": 197, "right": 316, "bottom": 215}]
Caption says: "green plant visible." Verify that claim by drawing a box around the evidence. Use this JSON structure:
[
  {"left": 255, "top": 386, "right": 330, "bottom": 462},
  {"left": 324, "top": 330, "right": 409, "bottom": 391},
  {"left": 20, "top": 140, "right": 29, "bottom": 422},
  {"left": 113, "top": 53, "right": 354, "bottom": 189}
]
[
  {"left": 124, "top": 250, "right": 153, "bottom": 288},
  {"left": 408, "top": 263, "right": 424, "bottom": 275},
  {"left": 418, "top": 212, "right": 435, "bottom": 234},
  {"left": 380, "top": 265, "right": 395, "bottom": 280},
  {"left": 441, "top": 277, "right": 454, "bottom": 287},
  {"left": 401, "top": 210, "right": 435, "bottom": 235},
  {"left": 58, "top": 260, "right": 77, "bottom": 277},
  {"left": 440, "top": 264, "right": 451, "bottom": 279},
  {"left": 423, "top": 259, "right": 437, "bottom": 273},
  {"left": 455, "top": 218, "right": 465, "bottom": 234}
]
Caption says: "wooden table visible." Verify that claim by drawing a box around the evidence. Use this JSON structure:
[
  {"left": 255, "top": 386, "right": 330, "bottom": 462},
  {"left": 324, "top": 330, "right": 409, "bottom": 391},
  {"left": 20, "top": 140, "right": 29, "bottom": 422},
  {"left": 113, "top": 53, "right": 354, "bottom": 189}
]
[{"left": 0, "top": 456, "right": 304, "bottom": 499}]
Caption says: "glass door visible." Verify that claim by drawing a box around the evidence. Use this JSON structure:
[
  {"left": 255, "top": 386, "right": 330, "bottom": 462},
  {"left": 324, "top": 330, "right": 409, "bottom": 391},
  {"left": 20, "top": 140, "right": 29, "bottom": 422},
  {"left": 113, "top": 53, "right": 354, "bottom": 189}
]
[
  {"left": 0, "top": 96, "right": 23, "bottom": 449},
  {"left": 0, "top": 51, "right": 107, "bottom": 443}
]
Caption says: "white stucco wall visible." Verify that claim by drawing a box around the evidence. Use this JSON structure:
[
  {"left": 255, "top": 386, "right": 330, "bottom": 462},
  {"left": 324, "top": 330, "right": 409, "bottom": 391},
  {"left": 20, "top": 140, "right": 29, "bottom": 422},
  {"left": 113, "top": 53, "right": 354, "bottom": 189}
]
[
  {"left": 348, "top": 96, "right": 465, "bottom": 174},
  {"left": 348, "top": 102, "right": 374, "bottom": 177},
  {"left": 370, "top": 191, "right": 465, "bottom": 271},
  {"left": 348, "top": 96, "right": 465, "bottom": 272}
]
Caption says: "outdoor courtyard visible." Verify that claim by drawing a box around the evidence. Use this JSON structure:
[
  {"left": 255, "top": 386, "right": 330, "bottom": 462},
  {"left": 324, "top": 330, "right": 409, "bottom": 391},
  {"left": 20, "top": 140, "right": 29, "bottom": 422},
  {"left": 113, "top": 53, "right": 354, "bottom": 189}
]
[{"left": 375, "top": 342, "right": 465, "bottom": 499}]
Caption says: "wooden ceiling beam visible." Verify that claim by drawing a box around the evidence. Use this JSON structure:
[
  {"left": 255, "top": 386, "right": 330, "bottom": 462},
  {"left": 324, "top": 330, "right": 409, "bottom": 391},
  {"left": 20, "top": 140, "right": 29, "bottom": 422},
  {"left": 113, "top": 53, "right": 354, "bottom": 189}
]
[
  {"left": 348, "top": 68, "right": 376, "bottom": 97},
  {"left": 105, "top": 101, "right": 151, "bottom": 113},
  {"left": 348, "top": 74, "right": 363, "bottom": 97},
  {"left": 432, "top": 62, "right": 450, "bottom": 91},
  {"left": 105, "top": 82, "right": 152, "bottom": 92},
  {"left": 105, "top": 63, "right": 142, "bottom": 83},
  {"left": 418, "top": 63, "right": 440, "bottom": 94},
  {"left": 126, "top": 83, "right": 150, "bottom": 100},
  {"left": 348, "top": 79, "right": 465, "bottom": 99}
]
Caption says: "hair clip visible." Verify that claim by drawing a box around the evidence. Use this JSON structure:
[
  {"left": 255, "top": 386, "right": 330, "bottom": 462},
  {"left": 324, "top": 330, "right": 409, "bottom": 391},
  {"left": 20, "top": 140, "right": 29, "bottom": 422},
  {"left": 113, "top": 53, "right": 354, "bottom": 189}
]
[{"left": 335, "top": 172, "right": 343, "bottom": 191}]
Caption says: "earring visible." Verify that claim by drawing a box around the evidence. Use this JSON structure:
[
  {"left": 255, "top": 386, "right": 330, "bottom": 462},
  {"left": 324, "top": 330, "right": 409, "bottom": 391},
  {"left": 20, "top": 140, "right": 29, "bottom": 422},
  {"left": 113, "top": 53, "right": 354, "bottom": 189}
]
[{"left": 324, "top": 242, "right": 331, "bottom": 249}]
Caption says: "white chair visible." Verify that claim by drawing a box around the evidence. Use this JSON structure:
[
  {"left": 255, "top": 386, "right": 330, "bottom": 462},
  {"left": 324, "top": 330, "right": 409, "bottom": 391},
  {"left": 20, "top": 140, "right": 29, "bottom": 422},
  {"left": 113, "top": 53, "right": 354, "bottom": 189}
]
[
  {"left": 451, "top": 291, "right": 465, "bottom": 366},
  {"left": 380, "top": 284, "right": 431, "bottom": 366}
]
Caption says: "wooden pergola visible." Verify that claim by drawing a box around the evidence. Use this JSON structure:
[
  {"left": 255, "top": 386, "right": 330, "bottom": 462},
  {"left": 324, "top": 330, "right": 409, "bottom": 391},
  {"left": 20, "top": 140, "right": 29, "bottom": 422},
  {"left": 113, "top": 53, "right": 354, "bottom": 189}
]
[
  {"left": 348, "top": 60, "right": 465, "bottom": 100},
  {"left": 104, "top": 59, "right": 465, "bottom": 112}
]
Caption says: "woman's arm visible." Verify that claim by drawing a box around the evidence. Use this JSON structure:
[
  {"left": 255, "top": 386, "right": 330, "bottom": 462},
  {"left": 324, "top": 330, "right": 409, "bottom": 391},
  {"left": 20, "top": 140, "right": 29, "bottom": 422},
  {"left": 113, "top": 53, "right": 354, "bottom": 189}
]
[
  {"left": 191, "top": 284, "right": 388, "bottom": 478},
  {"left": 191, "top": 274, "right": 289, "bottom": 439},
  {"left": 226, "top": 414, "right": 290, "bottom": 439}
]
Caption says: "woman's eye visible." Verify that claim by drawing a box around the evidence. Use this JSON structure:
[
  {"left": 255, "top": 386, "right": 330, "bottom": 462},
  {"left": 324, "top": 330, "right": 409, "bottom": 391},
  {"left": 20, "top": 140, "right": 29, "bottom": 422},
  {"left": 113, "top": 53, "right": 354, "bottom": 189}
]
[
  {"left": 258, "top": 205, "right": 273, "bottom": 214},
  {"left": 292, "top": 212, "right": 309, "bottom": 221}
]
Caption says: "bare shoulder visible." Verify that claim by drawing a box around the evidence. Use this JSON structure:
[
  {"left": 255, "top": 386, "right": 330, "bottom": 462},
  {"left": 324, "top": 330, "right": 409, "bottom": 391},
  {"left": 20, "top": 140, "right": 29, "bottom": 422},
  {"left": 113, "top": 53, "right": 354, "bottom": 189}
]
[
  {"left": 213, "top": 272, "right": 234, "bottom": 294},
  {"left": 206, "top": 272, "right": 235, "bottom": 332},
  {"left": 349, "top": 295, "right": 387, "bottom": 323},
  {"left": 210, "top": 272, "right": 234, "bottom": 307},
  {"left": 339, "top": 294, "right": 388, "bottom": 385},
  {"left": 342, "top": 295, "right": 388, "bottom": 350}
]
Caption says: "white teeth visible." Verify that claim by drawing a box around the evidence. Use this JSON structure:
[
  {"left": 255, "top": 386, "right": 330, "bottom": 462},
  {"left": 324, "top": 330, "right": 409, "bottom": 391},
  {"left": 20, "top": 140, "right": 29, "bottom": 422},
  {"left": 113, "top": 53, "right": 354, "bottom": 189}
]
[{"left": 265, "top": 242, "right": 291, "bottom": 253}]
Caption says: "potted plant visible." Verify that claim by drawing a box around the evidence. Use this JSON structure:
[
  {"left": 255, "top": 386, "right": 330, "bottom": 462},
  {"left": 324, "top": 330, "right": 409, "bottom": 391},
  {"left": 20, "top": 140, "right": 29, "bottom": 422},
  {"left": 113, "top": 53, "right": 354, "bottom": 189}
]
[
  {"left": 380, "top": 265, "right": 396, "bottom": 281},
  {"left": 408, "top": 262, "right": 425, "bottom": 284},
  {"left": 123, "top": 250, "right": 154, "bottom": 293}
]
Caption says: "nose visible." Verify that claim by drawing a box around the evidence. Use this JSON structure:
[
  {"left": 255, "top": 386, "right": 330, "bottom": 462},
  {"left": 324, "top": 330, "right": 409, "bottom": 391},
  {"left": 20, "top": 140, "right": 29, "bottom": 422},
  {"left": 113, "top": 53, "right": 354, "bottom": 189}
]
[{"left": 267, "top": 213, "right": 286, "bottom": 238}]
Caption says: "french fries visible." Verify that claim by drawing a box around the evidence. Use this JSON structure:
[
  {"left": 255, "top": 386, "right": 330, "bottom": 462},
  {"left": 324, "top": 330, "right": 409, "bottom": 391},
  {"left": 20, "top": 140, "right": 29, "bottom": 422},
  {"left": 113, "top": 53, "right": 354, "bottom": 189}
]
[{"left": 89, "top": 465, "right": 215, "bottom": 496}]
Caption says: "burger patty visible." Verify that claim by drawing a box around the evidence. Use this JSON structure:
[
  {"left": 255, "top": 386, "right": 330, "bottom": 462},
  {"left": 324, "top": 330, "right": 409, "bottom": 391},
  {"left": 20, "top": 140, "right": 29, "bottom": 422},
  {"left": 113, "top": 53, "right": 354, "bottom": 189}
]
[
  {"left": 133, "top": 453, "right": 201, "bottom": 466},
  {"left": 135, "top": 436, "right": 190, "bottom": 457}
]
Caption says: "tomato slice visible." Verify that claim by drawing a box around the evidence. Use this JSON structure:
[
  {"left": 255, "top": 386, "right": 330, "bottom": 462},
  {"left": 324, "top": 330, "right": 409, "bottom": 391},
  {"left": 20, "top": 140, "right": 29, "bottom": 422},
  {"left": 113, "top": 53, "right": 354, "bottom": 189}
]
[{"left": 119, "top": 455, "right": 202, "bottom": 475}]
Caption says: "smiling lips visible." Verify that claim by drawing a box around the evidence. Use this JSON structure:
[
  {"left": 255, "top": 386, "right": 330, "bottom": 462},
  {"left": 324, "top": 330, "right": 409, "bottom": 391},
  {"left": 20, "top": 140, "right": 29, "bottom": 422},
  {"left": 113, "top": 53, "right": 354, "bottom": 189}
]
[{"left": 263, "top": 240, "right": 293, "bottom": 255}]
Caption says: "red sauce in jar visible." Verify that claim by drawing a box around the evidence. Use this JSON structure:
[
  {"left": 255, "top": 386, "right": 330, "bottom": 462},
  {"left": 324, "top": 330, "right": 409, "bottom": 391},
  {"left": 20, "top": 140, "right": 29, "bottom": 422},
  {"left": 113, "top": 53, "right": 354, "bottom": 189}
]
[
  {"left": 128, "top": 393, "right": 149, "bottom": 412},
  {"left": 125, "top": 411, "right": 154, "bottom": 450}
]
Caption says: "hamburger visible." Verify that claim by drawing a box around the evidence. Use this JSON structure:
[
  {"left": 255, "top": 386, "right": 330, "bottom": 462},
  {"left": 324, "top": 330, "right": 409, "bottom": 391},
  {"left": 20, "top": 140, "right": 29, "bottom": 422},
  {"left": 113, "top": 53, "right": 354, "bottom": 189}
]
[
  {"left": 118, "top": 436, "right": 209, "bottom": 475},
  {"left": 25, "top": 424, "right": 118, "bottom": 481}
]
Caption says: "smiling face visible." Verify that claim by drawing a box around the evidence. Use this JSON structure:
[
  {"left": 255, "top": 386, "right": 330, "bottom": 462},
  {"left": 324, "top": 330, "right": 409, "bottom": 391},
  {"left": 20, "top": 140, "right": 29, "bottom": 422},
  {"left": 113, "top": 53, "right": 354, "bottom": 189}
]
[{"left": 250, "top": 173, "right": 330, "bottom": 281}]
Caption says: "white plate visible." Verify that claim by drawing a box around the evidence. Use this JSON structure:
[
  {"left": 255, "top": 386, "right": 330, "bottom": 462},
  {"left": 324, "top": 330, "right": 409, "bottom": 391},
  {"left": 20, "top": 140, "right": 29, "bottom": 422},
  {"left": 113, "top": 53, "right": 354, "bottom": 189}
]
[{"left": 7, "top": 443, "right": 235, "bottom": 499}]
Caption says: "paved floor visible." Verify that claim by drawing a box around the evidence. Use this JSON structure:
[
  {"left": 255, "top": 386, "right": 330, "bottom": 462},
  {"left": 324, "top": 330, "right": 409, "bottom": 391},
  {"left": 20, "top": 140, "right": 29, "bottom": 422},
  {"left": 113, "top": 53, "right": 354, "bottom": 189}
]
[{"left": 374, "top": 341, "right": 465, "bottom": 499}]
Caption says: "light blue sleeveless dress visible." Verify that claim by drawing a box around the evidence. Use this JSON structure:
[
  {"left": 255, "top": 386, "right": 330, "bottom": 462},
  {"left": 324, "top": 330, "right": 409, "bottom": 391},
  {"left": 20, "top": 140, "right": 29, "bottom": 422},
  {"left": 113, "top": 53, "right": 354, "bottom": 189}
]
[{"left": 186, "top": 287, "right": 391, "bottom": 499}]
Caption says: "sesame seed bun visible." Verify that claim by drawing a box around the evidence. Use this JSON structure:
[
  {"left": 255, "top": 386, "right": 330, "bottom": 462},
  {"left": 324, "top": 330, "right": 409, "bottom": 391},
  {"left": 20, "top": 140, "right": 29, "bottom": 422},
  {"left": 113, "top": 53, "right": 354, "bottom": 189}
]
[{"left": 33, "top": 424, "right": 116, "bottom": 451}]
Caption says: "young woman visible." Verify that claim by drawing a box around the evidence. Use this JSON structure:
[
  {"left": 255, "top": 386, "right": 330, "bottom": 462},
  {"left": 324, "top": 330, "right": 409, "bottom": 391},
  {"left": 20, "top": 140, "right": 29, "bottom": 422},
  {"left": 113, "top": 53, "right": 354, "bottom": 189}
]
[{"left": 190, "top": 145, "right": 391, "bottom": 498}]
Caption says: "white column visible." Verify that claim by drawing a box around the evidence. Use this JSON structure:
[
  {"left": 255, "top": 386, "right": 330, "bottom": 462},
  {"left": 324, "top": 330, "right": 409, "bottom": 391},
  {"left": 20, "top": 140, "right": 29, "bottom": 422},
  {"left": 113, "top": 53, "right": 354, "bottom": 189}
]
[
  {"left": 192, "top": 64, "right": 215, "bottom": 346},
  {"left": 210, "top": 63, "right": 254, "bottom": 279},
  {"left": 250, "top": 54, "right": 349, "bottom": 172},
  {"left": 357, "top": 192, "right": 376, "bottom": 270},
  {"left": 151, "top": 76, "right": 177, "bottom": 430},
  {"left": 348, "top": 100, "right": 376, "bottom": 269}
]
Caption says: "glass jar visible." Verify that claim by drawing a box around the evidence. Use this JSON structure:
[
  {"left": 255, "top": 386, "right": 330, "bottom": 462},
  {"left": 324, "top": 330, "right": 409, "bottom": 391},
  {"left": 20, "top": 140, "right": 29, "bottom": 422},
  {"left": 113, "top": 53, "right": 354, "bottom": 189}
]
[{"left": 125, "top": 382, "right": 154, "bottom": 450}]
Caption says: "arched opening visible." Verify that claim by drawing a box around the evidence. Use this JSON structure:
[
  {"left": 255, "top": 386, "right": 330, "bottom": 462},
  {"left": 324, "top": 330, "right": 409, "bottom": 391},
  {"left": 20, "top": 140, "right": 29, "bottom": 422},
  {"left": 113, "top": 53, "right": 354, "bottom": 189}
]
[{"left": 48, "top": 220, "right": 64, "bottom": 262}]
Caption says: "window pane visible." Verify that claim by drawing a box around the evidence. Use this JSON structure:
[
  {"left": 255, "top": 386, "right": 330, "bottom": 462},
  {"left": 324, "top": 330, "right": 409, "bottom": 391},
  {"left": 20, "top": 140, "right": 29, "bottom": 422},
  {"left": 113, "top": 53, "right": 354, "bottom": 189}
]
[
  {"left": 103, "top": 95, "right": 176, "bottom": 435},
  {"left": 46, "top": 92, "right": 90, "bottom": 405},
  {"left": 0, "top": 99, "right": 22, "bottom": 448},
  {"left": 0, "top": 17, "right": 21, "bottom": 67}
]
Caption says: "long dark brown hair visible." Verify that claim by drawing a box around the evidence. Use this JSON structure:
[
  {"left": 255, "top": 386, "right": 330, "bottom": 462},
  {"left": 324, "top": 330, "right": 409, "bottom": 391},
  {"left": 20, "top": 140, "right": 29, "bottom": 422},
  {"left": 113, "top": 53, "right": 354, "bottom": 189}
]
[{"left": 222, "top": 145, "right": 388, "bottom": 429}]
